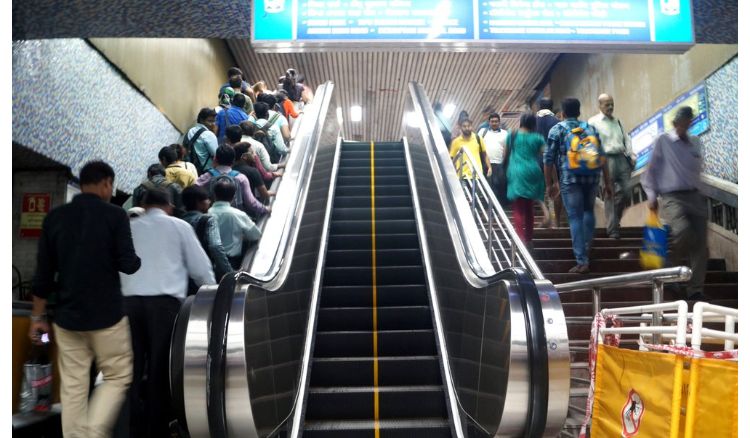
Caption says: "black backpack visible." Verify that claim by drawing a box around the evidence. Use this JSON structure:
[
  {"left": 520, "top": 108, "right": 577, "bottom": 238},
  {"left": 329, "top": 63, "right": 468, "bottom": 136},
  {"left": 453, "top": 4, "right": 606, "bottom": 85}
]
[
  {"left": 207, "top": 169, "right": 245, "bottom": 212},
  {"left": 183, "top": 127, "right": 210, "bottom": 174},
  {"left": 252, "top": 114, "right": 282, "bottom": 163}
]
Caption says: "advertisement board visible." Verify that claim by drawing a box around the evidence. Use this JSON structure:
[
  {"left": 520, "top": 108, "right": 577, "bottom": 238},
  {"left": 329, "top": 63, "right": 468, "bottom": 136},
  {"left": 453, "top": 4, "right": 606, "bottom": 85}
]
[{"left": 20, "top": 193, "right": 51, "bottom": 239}]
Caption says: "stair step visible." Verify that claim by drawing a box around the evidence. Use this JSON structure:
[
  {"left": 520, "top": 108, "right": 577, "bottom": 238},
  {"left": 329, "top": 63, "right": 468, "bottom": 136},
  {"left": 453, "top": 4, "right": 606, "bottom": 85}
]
[
  {"left": 333, "top": 195, "right": 413, "bottom": 209},
  {"left": 325, "top": 249, "right": 423, "bottom": 268},
  {"left": 305, "top": 385, "right": 447, "bottom": 420},
  {"left": 331, "top": 207, "right": 415, "bottom": 221},
  {"left": 338, "top": 166, "right": 406, "bottom": 177},
  {"left": 336, "top": 175, "right": 410, "bottom": 187},
  {"left": 342, "top": 142, "right": 404, "bottom": 151},
  {"left": 327, "top": 233, "right": 419, "bottom": 251},
  {"left": 304, "top": 419, "right": 451, "bottom": 438},
  {"left": 323, "top": 266, "right": 425, "bottom": 286},
  {"left": 310, "top": 356, "right": 442, "bottom": 387},
  {"left": 558, "top": 284, "right": 738, "bottom": 303},
  {"left": 330, "top": 219, "right": 417, "bottom": 235},
  {"left": 547, "top": 271, "right": 737, "bottom": 284},
  {"left": 340, "top": 158, "right": 406, "bottom": 167},
  {"left": 317, "top": 306, "right": 433, "bottom": 331},
  {"left": 320, "top": 285, "right": 429, "bottom": 308},
  {"left": 314, "top": 330, "right": 437, "bottom": 357},
  {"left": 336, "top": 185, "right": 411, "bottom": 197},
  {"left": 537, "top": 258, "right": 726, "bottom": 274},
  {"left": 340, "top": 150, "right": 405, "bottom": 160}
]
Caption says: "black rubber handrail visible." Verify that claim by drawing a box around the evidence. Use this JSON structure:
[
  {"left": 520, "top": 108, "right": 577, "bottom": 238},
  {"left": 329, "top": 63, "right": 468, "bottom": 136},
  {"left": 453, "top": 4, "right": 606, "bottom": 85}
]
[
  {"left": 169, "top": 295, "right": 194, "bottom": 436},
  {"left": 206, "top": 273, "right": 238, "bottom": 438},
  {"left": 512, "top": 269, "right": 549, "bottom": 438}
]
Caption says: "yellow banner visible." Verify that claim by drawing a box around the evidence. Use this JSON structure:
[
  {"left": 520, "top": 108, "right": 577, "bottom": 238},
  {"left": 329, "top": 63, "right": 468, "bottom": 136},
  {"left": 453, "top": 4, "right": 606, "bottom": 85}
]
[
  {"left": 685, "top": 357, "right": 738, "bottom": 438},
  {"left": 591, "top": 345, "right": 679, "bottom": 437}
]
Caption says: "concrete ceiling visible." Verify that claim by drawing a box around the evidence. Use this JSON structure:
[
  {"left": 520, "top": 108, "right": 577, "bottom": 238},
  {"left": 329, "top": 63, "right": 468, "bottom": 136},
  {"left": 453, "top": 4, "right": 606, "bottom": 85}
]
[{"left": 228, "top": 40, "right": 559, "bottom": 141}]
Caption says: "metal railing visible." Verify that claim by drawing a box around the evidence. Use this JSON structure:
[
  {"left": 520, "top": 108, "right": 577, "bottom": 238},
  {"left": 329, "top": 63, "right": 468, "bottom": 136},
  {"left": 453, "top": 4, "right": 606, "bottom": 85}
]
[
  {"left": 450, "top": 147, "right": 545, "bottom": 280},
  {"left": 619, "top": 171, "right": 738, "bottom": 235},
  {"left": 556, "top": 266, "right": 692, "bottom": 341}
]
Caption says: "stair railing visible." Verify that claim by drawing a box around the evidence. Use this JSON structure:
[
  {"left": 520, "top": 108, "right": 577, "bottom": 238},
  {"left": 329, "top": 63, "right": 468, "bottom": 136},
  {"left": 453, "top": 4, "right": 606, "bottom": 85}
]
[
  {"left": 555, "top": 266, "right": 692, "bottom": 339},
  {"left": 450, "top": 147, "right": 546, "bottom": 280}
]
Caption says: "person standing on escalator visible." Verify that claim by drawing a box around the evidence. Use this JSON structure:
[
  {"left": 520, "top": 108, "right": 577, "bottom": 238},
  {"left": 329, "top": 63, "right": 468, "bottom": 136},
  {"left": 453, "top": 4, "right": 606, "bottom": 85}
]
[{"left": 119, "top": 187, "right": 215, "bottom": 437}]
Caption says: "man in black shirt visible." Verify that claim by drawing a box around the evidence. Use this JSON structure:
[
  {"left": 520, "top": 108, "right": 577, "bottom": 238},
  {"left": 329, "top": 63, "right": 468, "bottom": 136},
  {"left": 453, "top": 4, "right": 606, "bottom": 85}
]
[{"left": 29, "top": 161, "right": 141, "bottom": 438}]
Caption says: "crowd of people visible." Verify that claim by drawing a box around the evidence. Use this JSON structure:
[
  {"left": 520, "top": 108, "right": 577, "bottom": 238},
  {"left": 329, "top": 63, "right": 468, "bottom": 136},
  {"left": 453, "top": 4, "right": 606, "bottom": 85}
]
[
  {"left": 28, "top": 66, "right": 311, "bottom": 437},
  {"left": 448, "top": 95, "right": 708, "bottom": 287}
]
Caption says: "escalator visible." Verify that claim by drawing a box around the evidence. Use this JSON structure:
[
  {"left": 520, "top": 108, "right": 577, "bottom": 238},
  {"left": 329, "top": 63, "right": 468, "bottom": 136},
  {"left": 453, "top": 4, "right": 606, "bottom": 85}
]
[
  {"left": 169, "top": 81, "right": 569, "bottom": 438},
  {"left": 303, "top": 141, "right": 451, "bottom": 437}
]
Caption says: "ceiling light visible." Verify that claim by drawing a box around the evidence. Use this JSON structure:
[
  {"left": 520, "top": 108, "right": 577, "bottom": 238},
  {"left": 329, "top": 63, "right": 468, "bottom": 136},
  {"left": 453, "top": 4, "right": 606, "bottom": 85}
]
[
  {"left": 350, "top": 105, "right": 362, "bottom": 122},
  {"left": 406, "top": 112, "right": 421, "bottom": 128},
  {"left": 443, "top": 103, "right": 456, "bottom": 118}
]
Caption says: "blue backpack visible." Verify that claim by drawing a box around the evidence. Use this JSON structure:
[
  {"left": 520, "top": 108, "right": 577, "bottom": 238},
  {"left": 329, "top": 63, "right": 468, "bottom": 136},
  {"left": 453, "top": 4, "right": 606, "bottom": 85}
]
[
  {"left": 562, "top": 121, "right": 604, "bottom": 176},
  {"left": 207, "top": 169, "right": 244, "bottom": 212}
]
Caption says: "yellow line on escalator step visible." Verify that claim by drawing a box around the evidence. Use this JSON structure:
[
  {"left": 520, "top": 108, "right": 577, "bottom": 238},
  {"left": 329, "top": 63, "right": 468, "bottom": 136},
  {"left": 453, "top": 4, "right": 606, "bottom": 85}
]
[{"left": 370, "top": 140, "right": 380, "bottom": 438}]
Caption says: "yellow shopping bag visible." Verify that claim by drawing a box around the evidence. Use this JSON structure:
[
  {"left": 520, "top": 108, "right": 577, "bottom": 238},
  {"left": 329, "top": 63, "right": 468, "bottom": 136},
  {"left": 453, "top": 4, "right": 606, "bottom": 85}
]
[
  {"left": 684, "top": 357, "right": 738, "bottom": 438},
  {"left": 591, "top": 345, "right": 683, "bottom": 437}
]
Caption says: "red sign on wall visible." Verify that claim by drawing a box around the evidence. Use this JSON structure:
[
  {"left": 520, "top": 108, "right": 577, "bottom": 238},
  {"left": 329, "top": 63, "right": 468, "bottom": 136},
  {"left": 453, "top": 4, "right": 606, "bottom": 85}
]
[{"left": 20, "top": 193, "right": 51, "bottom": 238}]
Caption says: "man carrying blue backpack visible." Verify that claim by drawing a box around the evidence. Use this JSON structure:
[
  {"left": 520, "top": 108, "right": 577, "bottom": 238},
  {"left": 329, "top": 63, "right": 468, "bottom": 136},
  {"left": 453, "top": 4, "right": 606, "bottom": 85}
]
[{"left": 544, "top": 97, "right": 613, "bottom": 274}]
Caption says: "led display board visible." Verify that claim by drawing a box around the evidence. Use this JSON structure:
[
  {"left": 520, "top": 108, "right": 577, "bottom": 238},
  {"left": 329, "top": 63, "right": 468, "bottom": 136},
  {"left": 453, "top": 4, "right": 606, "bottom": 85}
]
[
  {"left": 253, "top": 0, "right": 694, "bottom": 50},
  {"left": 630, "top": 82, "right": 708, "bottom": 171}
]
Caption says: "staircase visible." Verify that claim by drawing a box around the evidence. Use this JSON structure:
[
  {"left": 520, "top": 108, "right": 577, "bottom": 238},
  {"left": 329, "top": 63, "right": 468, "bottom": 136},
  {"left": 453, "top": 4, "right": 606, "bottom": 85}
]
[
  {"left": 302, "top": 141, "right": 452, "bottom": 437},
  {"left": 527, "top": 209, "right": 738, "bottom": 437}
]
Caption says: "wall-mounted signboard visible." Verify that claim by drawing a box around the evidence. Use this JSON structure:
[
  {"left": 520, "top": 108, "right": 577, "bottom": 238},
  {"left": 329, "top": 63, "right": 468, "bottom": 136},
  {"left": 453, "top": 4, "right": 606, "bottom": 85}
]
[
  {"left": 630, "top": 81, "right": 709, "bottom": 171},
  {"left": 253, "top": 0, "right": 694, "bottom": 52}
]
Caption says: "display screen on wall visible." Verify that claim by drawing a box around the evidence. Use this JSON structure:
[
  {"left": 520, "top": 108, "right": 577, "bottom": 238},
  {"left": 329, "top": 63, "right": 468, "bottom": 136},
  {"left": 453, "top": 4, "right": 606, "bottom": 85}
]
[
  {"left": 630, "top": 82, "right": 709, "bottom": 171},
  {"left": 253, "top": 0, "right": 694, "bottom": 50}
]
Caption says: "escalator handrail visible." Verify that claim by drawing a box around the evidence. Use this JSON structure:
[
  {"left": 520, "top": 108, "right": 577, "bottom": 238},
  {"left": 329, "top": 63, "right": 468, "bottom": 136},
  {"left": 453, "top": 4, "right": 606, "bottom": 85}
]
[
  {"left": 407, "top": 82, "right": 551, "bottom": 436},
  {"left": 407, "top": 80, "right": 544, "bottom": 282},
  {"left": 246, "top": 81, "right": 335, "bottom": 285}
]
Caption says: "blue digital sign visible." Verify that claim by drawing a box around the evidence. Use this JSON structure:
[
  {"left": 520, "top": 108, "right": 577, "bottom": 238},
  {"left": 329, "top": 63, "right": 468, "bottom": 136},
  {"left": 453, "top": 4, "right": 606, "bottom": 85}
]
[{"left": 252, "top": 0, "right": 694, "bottom": 47}]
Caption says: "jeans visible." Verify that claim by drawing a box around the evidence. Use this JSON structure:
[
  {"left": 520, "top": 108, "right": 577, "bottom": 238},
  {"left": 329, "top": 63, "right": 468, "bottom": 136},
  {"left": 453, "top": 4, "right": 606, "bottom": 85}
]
[{"left": 561, "top": 183, "right": 598, "bottom": 265}]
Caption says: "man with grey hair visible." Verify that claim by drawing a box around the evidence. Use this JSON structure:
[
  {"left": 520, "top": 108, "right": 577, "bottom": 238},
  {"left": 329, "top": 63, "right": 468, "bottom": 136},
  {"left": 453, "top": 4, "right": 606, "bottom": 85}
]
[
  {"left": 588, "top": 93, "right": 635, "bottom": 239},
  {"left": 641, "top": 106, "right": 708, "bottom": 300}
]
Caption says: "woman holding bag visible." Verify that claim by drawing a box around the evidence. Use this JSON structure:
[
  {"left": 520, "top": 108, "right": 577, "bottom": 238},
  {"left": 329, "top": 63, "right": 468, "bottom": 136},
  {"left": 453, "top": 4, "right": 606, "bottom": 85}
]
[{"left": 506, "top": 113, "right": 546, "bottom": 247}]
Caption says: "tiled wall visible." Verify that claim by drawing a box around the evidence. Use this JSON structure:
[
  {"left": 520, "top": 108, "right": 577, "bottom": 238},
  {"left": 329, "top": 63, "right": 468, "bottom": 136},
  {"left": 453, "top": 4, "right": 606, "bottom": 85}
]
[
  {"left": 12, "top": 39, "right": 181, "bottom": 193},
  {"left": 701, "top": 56, "right": 738, "bottom": 184}
]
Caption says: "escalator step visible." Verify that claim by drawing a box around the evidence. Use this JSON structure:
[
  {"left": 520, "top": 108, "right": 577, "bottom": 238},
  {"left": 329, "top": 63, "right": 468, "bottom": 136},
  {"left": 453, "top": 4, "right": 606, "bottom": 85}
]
[
  {"left": 305, "top": 385, "right": 447, "bottom": 420},
  {"left": 338, "top": 166, "right": 406, "bottom": 177},
  {"left": 324, "top": 249, "right": 422, "bottom": 267},
  {"left": 341, "top": 142, "right": 404, "bottom": 151},
  {"left": 336, "top": 175, "right": 410, "bottom": 187},
  {"left": 340, "top": 150, "right": 405, "bottom": 160},
  {"left": 304, "top": 418, "right": 451, "bottom": 438},
  {"left": 314, "top": 330, "right": 437, "bottom": 357},
  {"left": 323, "top": 266, "right": 426, "bottom": 286},
  {"left": 317, "top": 306, "right": 432, "bottom": 331},
  {"left": 332, "top": 195, "right": 413, "bottom": 209},
  {"left": 327, "top": 234, "right": 419, "bottom": 251},
  {"left": 310, "top": 356, "right": 442, "bottom": 387},
  {"left": 340, "top": 158, "right": 405, "bottom": 167},
  {"left": 336, "top": 185, "right": 411, "bottom": 197},
  {"left": 320, "top": 285, "right": 428, "bottom": 308},
  {"left": 330, "top": 219, "right": 416, "bottom": 235},
  {"left": 331, "top": 207, "right": 414, "bottom": 221}
]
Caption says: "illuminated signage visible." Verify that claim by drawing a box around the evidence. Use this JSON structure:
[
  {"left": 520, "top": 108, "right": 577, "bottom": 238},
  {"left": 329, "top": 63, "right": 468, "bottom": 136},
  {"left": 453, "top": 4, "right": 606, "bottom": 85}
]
[{"left": 253, "top": 0, "right": 694, "bottom": 49}]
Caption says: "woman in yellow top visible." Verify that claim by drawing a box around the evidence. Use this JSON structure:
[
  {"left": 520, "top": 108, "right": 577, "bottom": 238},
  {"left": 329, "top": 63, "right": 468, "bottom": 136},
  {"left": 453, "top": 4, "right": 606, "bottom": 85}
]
[{"left": 449, "top": 119, "right": 492, "bottom": 181}]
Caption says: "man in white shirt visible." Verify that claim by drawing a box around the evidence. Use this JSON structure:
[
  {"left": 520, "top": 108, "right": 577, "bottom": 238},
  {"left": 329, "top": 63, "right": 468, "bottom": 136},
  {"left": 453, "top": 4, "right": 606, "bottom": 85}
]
[
  {"left": 119, "top": 187, "right": 216, "bottom": 437},
  {"left": 478, "top": 112, "right": 510, "bottom": 205},
  {"left": 588, "top": 93, "right": 635, "bottom": 239},
  {"left": 209, "top": 177, "right": 262, "bottom": 269}
]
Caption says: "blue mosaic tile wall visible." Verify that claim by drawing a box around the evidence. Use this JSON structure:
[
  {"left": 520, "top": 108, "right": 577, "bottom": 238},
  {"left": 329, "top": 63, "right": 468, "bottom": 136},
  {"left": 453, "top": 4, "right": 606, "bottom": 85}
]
[
  {"left": 12, "top": 0, "right": 735, "bottom": 43},
  {"left": 12, "top": 39, "right": 181, "bottom": 193},
  {"left": 701, "top": 56, "right": 738, "bottom": 184}
]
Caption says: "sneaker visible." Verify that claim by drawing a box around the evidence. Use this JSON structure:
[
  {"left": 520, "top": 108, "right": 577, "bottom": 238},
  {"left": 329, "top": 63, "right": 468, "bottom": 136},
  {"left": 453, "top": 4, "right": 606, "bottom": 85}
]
[
  {"left": 568, "top": 265, "right": 581, "bottom": 273},
  {"left": 578, "top": 264, "right": 590, "bottom": 274},
  {"left": 609, "top": 232, "right": 621, "bottom": 240}
]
